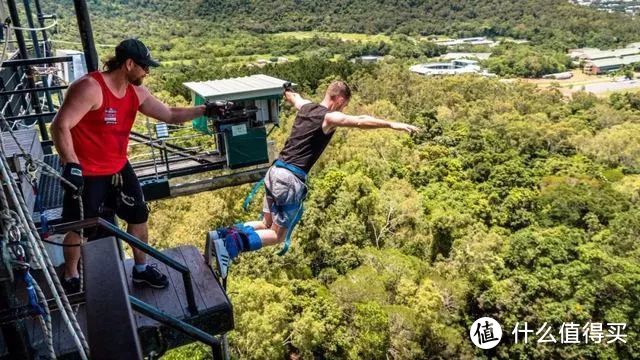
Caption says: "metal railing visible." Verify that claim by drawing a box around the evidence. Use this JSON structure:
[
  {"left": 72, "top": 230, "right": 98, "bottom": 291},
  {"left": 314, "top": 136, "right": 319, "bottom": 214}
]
[
  {"left": 129, "top": 296, "right": 223, "bottom": 360},
  {"left": 48, "top": 217, "right": 199, "bottom": 315}
]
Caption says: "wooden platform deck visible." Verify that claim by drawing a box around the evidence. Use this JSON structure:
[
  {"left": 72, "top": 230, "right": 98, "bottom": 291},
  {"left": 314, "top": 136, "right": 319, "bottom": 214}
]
[
  {"left": 123, "top": 245, "right": 233, "bottom": 356},
  {"left": 1, "top": 245, "right": 232, "bottom": 359}
]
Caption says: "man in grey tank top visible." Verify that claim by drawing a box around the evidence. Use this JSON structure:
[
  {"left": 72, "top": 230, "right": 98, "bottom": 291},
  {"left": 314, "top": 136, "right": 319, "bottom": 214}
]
[{"left": 207, "top": 81, "right": 419, "bottom": 278}]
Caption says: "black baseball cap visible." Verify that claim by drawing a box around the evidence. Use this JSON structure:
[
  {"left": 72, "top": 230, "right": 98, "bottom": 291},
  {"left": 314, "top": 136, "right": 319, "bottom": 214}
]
[{"left": 115, "top": 38, "right": 160, "bottom": 68}]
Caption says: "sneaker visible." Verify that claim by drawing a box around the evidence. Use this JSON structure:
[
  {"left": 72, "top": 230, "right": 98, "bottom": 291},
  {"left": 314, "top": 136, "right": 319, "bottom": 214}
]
[
  {"left": 210, "top": 237, "right": 232, "bottom": 280},
  {"left": 205, "top": 230, "right": 219, "bottom": 266},
  {"left": 132, "top": 264, "right": 169, "bottom": 289},
  {"left": 205, "top": 227, "right": 231, "bottom": 263},
  {"left": 209, "top": 227, "right": 230, "bottom": 241},
  {"left": 61, "top": 277, "right": 81, "bottom": 294}
]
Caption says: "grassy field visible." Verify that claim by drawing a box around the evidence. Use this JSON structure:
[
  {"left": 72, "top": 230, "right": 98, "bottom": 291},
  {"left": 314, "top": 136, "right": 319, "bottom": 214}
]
[
  {"left": 273, "top": 31, "right": 392, "bottom": 42},
  {"left": 523, "top": 70, "right": 606, "bottom": 86},
  {"left": 521, "top": 69, "right": 640, "bottom": 97},
  {"left": 162, "top": 54, "right": 300, "bottom": 67}
]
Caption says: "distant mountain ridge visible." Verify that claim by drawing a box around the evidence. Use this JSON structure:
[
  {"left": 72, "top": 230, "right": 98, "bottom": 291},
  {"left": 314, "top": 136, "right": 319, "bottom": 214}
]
[{"left": 72, "top": 0, "right": 640, "bottom": 48}]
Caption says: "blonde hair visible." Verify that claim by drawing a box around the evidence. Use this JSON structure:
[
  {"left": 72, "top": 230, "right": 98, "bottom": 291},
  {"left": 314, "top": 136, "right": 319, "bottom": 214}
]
[{"left": 325, "top": 80, "right": 352, "bottom": 100}]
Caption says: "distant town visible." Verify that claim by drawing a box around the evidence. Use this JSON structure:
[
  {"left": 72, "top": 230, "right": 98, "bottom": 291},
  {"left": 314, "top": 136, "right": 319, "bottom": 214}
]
[{"left": 570, "top": 0, "right": 640, "bottom": 15}]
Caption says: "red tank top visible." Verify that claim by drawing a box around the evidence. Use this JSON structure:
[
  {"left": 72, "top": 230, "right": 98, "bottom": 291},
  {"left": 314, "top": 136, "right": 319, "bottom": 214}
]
[{"left": 71, "top": 71, "right": 139, "bottom": 175}]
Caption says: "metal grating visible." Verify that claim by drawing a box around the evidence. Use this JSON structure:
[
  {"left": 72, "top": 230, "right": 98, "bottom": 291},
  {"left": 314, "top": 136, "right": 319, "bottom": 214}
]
[{"left": 36, "top": 154, "right": 63, "bottom": 210}]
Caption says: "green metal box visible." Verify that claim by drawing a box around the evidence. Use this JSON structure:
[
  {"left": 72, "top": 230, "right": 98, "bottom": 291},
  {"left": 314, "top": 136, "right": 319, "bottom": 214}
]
[
  {"left": 184, "top": 75, "right": 287, "bottom": 169},
  {"left": 222, "top": 124, "right": 269, "bottom": 169}
]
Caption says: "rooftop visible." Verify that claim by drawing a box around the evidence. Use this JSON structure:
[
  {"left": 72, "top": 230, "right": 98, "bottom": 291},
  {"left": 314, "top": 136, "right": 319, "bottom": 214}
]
[
  {"left": 409, "top": 60, "right": 493, "bottom": 76},
  {"left": 571, "top": 47, "right": 640, "bottom": 60},
  {"left": 590, "top": 58, "right": 626, "bottom": 68},
  {"left": 441, "top": 52, "right": 492, "bottom": 60},
  {"left": 623, "top": 55, "right": 640, "bottom": 64},
  {"left": 184, "top": 74, "right": 287, "bottom": 99}
]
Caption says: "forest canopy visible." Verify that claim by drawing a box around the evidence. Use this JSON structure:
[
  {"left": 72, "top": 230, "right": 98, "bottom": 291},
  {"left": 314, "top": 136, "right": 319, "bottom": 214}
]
[{"left": 35, "top": 0, "right": 640, "bottom": 358}]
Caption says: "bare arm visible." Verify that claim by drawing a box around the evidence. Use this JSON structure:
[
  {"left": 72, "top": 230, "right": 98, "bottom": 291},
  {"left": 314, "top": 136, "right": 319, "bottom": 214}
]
[
  {"left": 323, "top": 112, "right": 419, "bottom": 134},
  {"left": 137, "top": 86, "right": 205, "bottom": 124},
  {"left": 284, "top": 90, "right": 311, "bottom": 110},
  {"left": 50, "top": 76, "right": 101, "bottom": 164}
]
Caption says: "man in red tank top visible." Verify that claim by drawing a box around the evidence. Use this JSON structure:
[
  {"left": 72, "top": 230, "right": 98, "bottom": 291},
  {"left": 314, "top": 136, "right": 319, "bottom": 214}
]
[{"left": 50, "top": 39, "right": 226, "bottom": 292}]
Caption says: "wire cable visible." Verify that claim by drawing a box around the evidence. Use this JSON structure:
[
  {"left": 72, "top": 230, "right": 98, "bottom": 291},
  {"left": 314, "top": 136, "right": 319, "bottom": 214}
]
[
  {"left": 9, "top": 20, "right": 58, "bottom": 32},
  {"left": 0, "top": 117, "right": 89, "bottom": 358}
]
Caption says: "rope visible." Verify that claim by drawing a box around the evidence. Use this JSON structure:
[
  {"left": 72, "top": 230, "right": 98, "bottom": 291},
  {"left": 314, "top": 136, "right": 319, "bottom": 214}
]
[
  {"left": 29, "top": 157, "right": 84, "bottom": 233},
  {"left": 0, "top": 20, "right": 10, "bottom": 68},
  {"left": 0, "top": 115, "right": 85, "bottom": 241},
  {"left": 1, "top": 160, "right": 83, "bottom": 354},
  {"left": 9, "top": 20, "right": 58, "bottom": 32},
  {"left": 50, "top": 39, "right": 116, "bottom": 48},
  {"left": 32, "top": 278, "right": 55, "bottom": 359},
  {"left": 0, "top": 119, "right": 84, "bottom": 242},
  {"left": 0, "top": 76, "right": 27, "bottom": 119},
  {"left": 0, "top": 116, "right": 29, "bottom": 157},
  {"left": 0, "top": 153, "right": 89, "bottom": 359},
  {"left": 1, "top": 208, "right": 55, "bottom": 358},
  {"left": 0, "top": 205, "right": 16, "bottom": 284},
  {"left": 0, "top": 117, "right": 89, "bottom": 358},
  {"left": 12, "top": 216, "right": 55, "bottom": 359},
  {"left": 1, "top": 188, "right": 55, "bottom": 358},
  {"left": 12, "top": 119, "right": 87, "bottom": 310},
  {"left": 0, "top": 20, "right": 89, "bottom": 359},
  {"left": 29, "top": 158, "right": 86, "bottom": 296}
]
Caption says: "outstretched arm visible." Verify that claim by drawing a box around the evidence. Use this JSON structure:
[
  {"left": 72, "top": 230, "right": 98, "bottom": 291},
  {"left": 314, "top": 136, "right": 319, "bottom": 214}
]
[
  {"left": 137, "top": 86, "right": 205, "bottom": 124},
  {"left": 284, "top": 90, "right": 312, "bottom": 110},
  {"left": 323, "top": 111, "right": 419, "bottom": 134}
]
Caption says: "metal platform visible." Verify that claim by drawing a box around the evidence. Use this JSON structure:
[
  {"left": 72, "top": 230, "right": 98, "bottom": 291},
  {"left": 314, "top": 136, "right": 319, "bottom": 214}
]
[
  {"left": 36, "top": 154, "right": 62, "bottom": 210},
  {"left": 124, "top": 246, "right": 233, "bottom": 355},
  {"left": 3, "top": 111, "right": 269, "bottom": 225},
  {"left": 2, "top": 245, "right": 231, "bottom": 359},
  {"left": 132, "top": 153, "right": 227, "bottom": 179},
  {"left": 1, "top": 128, "right": 43, "bottom": 212},
  {"left": 31, "top": 152, "right": 268, "bottom": 225},
  {"left": 33, "top": 154, "right": 64, "bottom": 223}
]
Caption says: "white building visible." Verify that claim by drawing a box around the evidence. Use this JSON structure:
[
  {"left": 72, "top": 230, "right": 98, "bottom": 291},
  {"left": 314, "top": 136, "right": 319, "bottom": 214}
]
[
  {"left": 569, "top": 47, "right": 640, "bottom": 61},
  {"left": 437, "top": 37, "right": 498, "bottom": 47},
  {"left": 441, "top": 52, "right": 492, "bottom": 61},
  {"left": 542, "top": 72, "right": 574, "bottom": 80},
  {"left": 409, "top": 59, "right": 494, "bottom": 76},
  {"left": 351, "top": 55, "right": 384, "bottom": 64}
]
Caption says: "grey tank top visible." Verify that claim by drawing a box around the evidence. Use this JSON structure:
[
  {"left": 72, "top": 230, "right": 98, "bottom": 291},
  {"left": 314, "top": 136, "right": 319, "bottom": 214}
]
[{"left": 278, "top": 103, "right": 334, "bottom": 173}]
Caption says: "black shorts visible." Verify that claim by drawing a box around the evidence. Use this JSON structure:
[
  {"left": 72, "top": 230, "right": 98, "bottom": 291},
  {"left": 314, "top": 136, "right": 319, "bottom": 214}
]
[{"left": 61, "top": 161, "right": 148, "bottom": 238}]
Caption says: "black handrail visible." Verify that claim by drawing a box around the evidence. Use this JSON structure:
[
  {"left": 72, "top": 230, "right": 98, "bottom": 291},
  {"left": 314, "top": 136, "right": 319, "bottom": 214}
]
[
  {"left": 129, "top": 296, "right": 223, "bottom": 360},
  {"left": 48, "top": 217, "right": 199, "bottom": 315},
  {"left": 0, "top": 56, "right": 73, "bottom": 67},
  {"left": 130, "top": 130, "right": 216, "bottom": 158},
  {"left": 0, "top": 85, "right": 68, "bottom": 96},
  {"left": 3, "top": 112, "right": 56, "bottom": 122}
]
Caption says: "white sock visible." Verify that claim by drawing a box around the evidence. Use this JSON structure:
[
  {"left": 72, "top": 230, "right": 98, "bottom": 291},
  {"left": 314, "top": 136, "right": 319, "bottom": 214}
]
[{"left": 134, "top": 264, "right": 147, "bottom": 272}]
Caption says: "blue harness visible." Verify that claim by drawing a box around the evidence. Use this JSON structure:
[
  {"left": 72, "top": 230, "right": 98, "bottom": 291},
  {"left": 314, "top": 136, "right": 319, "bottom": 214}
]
[
  {"left": 244, "top": 160, "right": 307, "bottom": 255},
  {"left": 23, "top": 271, "right": 45, "bottom": 316}
]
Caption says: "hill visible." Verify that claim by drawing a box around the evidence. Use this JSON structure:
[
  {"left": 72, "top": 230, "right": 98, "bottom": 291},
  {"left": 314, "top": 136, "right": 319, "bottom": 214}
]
[
  {"left": 50, "top": 0, "right": 640, "bottom": 48},
  {"left": 35, "top": 1, "right": 640, "bottom": 359}
]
